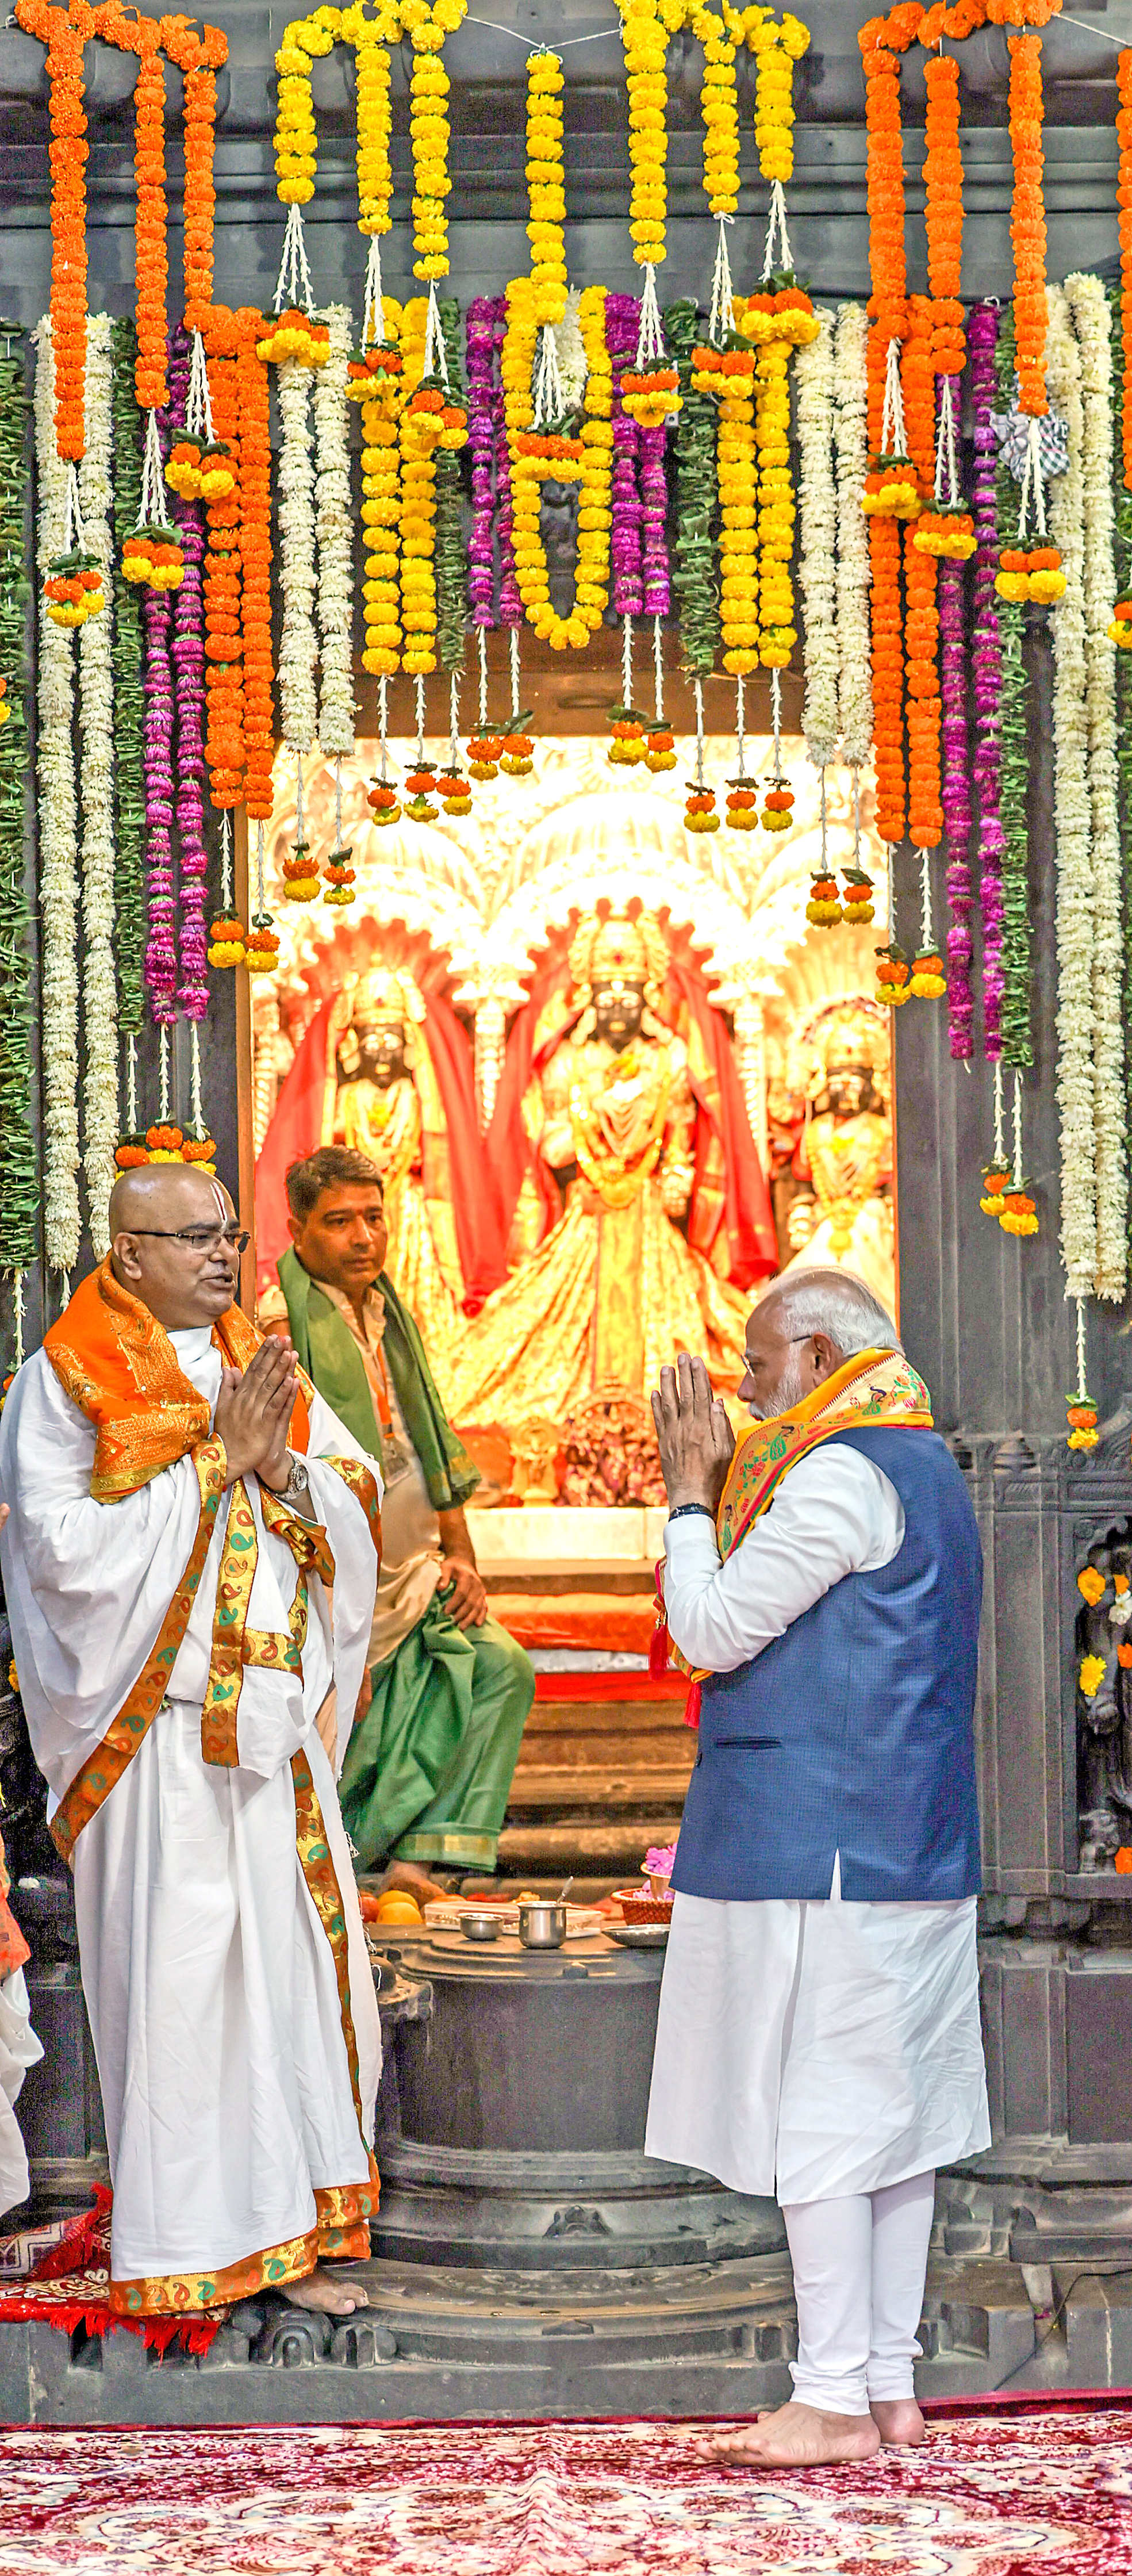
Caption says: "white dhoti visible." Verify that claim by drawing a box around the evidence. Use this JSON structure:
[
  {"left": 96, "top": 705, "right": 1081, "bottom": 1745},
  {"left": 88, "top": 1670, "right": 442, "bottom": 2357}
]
[{"left": 74, "top": 1706, "right": 380, "bottom": 2298}]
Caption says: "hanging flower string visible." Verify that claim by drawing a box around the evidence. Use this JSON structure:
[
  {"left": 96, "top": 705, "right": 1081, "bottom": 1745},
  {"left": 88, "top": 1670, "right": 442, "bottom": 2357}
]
[
  {"left": 166, "top": 329, "right": 210, "bottom": 1025},
  {"left": 969, "top": 302, "right": 1005, "bottom": 1067}
]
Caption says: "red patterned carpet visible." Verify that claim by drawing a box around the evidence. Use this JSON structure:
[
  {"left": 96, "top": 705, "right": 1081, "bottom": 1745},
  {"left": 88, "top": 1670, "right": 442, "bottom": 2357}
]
[{"left": 1, "top": 2406, "right": 1130, "bottom": 2574}]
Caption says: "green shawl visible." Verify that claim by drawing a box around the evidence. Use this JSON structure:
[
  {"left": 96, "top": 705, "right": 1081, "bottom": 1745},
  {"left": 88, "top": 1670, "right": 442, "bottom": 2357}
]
[{"left": 277, "top": 1246, "right": 481, "bottom": 1514}]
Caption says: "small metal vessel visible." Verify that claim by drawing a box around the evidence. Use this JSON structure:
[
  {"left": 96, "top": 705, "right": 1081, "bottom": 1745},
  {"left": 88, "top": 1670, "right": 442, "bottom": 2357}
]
[
  {"left": 517, "top": 1899, "right": 567, "bottom": 1951},
  {"left": 461, "top": 1910, "right": 501, "bottom": 1942}
]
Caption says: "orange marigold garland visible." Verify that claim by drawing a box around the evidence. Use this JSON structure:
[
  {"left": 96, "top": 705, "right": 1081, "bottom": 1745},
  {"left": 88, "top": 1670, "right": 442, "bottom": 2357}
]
[
  {"left": 995, "top": 30, "right": 1064, "bottom": 605},
  {"left": 860, "top": 24, "right": 907, "bottom": 848},
  {"left": 202, "top": 311, "right": 244, "bottom": 815},
  {"left": 235, "top": 310, "right": 275, "bottom": 832},
  {"left": 15, "top": 0, "right": 87, "bottom": 463}
]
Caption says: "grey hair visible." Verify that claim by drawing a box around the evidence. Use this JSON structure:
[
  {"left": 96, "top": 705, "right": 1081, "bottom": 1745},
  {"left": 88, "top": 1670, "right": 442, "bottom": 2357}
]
[{"left": 760, "top": 1267, "right": 900, "bottom": 1358}]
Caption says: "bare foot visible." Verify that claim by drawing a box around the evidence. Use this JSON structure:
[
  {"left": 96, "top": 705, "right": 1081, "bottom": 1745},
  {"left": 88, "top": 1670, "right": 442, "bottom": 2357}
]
[
  {"left": 378, "top": 1860, "right": 448, "bottom": 1906},
  {"left": 280, "top": 2264, "right": 370, "bottom": 2317},
  {"left": 709, "top": 2402, "right": 881, "bottom": 2468},
  {"left": 870, "top": 2397, "right": 927, "bottom": 2447}
]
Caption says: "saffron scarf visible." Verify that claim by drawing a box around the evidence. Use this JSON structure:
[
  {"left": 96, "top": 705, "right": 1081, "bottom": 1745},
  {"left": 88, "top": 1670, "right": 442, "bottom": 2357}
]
[
  {"left": 39, "top": 1262, "right": 336, "bottom": 1862},
  {"left": 43, "top": 1258, "right": 312, "bottom": 1500},
  {"left": 652, "top": 1346, "right": 934, "bottom": 1720}
]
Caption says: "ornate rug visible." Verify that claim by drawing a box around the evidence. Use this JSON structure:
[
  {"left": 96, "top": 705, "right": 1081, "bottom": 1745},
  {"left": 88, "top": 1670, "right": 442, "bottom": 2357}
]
[
  {"left": 0, "top": 2190, "right": 221, "bottom": 2357},
  {"left": 1, "top": 2406, "right": 1130, "bottom": 2573}
]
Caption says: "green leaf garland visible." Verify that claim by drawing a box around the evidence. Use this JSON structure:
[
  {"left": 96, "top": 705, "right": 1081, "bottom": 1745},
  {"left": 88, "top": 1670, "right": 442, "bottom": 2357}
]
[
  {"left": 110, "top": 318, "right": 146, "bottom": 1044},
  {"left": 995, "top": 303, "right": 1033, "bottom": 1072},
  {"left": 0, "top": 327, "right": 39, "bottom": 1278},
  {"left": 665, "top": 298, "right": 720, "bottom": 678}
]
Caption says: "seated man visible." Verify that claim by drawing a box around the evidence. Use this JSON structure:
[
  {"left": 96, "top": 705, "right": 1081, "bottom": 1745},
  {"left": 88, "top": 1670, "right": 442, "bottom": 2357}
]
[
  {"left": 262, "top": 1146, "right": 535, "bottom": 1890},
  {"left": 0, "top": 1164, "right": 382, "bottom": 2319}
]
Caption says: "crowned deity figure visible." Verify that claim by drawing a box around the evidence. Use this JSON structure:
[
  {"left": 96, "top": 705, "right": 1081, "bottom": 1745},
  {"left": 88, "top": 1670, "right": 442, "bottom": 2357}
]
[
  {"left": 783, "top": 1005, "right": 895, "bottom": 1316},
  {"left": 323, "top": 967, "right": 469, "bottom": 1355},
  {"left": 444, "top": 908, "right": 776, "bottom": 1432},
  {"left": 255, "top": 958, "right": 508, "bottom": 1386}
]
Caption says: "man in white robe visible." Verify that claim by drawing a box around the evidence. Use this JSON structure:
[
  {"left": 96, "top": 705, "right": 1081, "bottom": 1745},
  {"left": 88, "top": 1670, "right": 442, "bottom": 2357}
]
[
  {"left": 646, "top": 1270, "right": 989, "bottom": 2466},
  {"left": 0, "top": 1164, "right": 384, "bottom": 2321}
]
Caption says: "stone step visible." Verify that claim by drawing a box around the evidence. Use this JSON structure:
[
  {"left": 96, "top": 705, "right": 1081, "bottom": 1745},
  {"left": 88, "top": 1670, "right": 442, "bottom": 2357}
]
[
  {"left": 506, "top": 1768, "right": 694, "bottom": 1812},
  {"left": 521, "top": 1703, "right": 692, "bottom": 1739},
  {"left": 513, "top": 1734, "right": 694, "bottom": 1775},
  {"left": 498, "top": 1819, "right": 686, "bottom": 1868}
]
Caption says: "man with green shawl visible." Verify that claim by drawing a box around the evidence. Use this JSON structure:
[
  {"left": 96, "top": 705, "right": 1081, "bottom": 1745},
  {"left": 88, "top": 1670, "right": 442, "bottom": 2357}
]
[{"left": 260, "top": 1147, "right": 534, "bottom": 1892}]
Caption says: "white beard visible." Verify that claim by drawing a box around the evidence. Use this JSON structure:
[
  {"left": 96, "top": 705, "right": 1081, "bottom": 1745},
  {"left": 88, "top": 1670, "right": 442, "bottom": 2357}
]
[{"left": 747, "top": 1352, "right": 808, "bottom": 1421}]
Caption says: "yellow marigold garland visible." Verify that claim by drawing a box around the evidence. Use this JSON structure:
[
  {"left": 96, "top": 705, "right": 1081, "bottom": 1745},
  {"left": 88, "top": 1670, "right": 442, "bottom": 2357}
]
[
  {"left": 402, "top": 0, "right": 469, "bottom": 282},
  {"left": 504, "top": 281, "right": 613, "bottom": 650},
  {"left": 398, "top": 298, "right": 439, "bottom": 674},
  {"left": 715, "top": 363, "right": 759, "bottom": 676},
  {"left": 359, "top": 299, "right": 404, "bottom": 676},
  {"left": 526, "top": 49, "right": 567, "bottom": 327},
  {"left": 754, "top": 335, "right": 795, "bottom": 664}
]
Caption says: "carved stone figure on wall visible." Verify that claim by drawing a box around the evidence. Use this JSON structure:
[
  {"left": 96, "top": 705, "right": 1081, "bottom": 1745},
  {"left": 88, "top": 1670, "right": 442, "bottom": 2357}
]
[
  {"left": 255, "top": 953, "right": 507, "bottom": 1366},
  {"left": 783, "top": 1003, "right": 895, "bottom": 1316},
  {"left": 444, "top": 906, "right": 777, "bottom": 1432},
  {"left": 1076, "top": 1527, "right": 1132, "bottom": 1870}
]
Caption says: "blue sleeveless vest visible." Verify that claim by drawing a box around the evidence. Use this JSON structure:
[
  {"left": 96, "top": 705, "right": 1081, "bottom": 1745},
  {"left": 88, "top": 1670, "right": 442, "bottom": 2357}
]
[{"left": 669, "top": 1427, "right": 983, "bottom": 1903}]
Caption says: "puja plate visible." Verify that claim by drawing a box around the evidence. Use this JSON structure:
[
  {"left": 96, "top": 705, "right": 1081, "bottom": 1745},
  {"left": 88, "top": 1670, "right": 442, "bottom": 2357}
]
[{"left": 607, "top": 1922, "right": 670, "bottom": 1949}]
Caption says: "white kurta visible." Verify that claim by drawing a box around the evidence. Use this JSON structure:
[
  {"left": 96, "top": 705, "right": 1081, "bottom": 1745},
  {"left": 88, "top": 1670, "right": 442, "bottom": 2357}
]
[
  {"left": 0, "top": 1331, "right": 383, "bottom": 2288},
  {"left": 644, "top": 1443, "right": 990, "bottom": 2203}
]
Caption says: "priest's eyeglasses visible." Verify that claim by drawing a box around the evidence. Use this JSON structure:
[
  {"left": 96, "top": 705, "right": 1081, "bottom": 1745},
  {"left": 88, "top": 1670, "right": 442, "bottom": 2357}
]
[{"left": 128, "top": 1225, "right": 251, "bottom": 1255}]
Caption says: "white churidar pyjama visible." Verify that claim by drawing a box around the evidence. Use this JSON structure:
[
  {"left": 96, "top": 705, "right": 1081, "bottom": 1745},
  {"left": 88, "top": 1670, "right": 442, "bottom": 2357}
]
[{"left": 784, "top": 2169, "right": 937, "bottom": 2413}]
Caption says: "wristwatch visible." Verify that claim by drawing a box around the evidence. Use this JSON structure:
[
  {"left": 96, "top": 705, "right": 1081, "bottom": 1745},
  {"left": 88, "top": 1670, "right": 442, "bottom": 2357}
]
[{"left": 277, "top": 1453, "right": 310, "bottom": 1507}]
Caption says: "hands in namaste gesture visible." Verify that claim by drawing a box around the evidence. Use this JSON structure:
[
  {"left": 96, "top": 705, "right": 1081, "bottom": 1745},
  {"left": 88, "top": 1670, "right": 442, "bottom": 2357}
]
[
  {"left": 215, "top": 1337, "right": 298, "bottom": 1491},
  {"left": 651, "top": 1351, "right": 735, "bottom": 1516}
]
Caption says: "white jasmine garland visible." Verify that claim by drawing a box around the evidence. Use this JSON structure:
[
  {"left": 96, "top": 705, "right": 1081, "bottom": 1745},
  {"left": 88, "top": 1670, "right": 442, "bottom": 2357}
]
[
  {"left": 1066, "top": 272, "right": 1125, "bottom": 1303},
  {"left": 552, "top": 289, "right": 588, "bottom": 415},
  {"left": 314, "top": 304, "right": 355, "bottom": 758},
  {"left": 1046, "top": 286, "right": 1097, "bottom": 1302},
  {"left": 77, "top": 312, "right": 118, "bottom": 1259},
  {"left": 32, "top": 318, "right": 81, "bottom": 1278},
  {"left": 277, "top": 356, "right": 318, "bottom": 753},
  {"left": 793, "top": 305, "right": 839, "bottom": 769},
  {"left": 832, "top": 300, "right": 873, "bottom": 770}
]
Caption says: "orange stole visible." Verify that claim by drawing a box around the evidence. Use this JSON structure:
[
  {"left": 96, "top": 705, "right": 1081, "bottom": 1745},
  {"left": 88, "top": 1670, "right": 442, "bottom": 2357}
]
[
  {"left": 44, "top": 1258, "right": 311, "bottom": 1501},
  {"left": 653, "top": 1347, "right": 934, "bottom": 1722}
]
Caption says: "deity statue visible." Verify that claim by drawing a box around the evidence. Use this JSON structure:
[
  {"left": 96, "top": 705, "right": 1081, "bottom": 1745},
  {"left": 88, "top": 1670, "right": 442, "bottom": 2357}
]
[
  {"left": 444, "top": 907, "right": 776, "bottom": 1433},
  {"left": 255, "top": 956, "right": 506, "bottom": 1367},
  {"left": 782, "top": 1004, "right": 895, "bottom": 1316}
]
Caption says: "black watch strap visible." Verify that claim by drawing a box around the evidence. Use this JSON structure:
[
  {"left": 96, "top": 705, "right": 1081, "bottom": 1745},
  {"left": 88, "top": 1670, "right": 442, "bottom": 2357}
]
[{"left": 667, "top": 1501, "right": 716, "bottom": 1522}]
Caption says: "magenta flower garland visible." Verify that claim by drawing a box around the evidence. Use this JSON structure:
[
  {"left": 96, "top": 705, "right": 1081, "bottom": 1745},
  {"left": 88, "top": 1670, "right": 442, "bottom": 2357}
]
[
  {"left": 969, "top": 301, "right": 1005, "bottom": 1063},
  {"left": 941, "top": 558, "right": 973, "bottom": 1060},
  {"left": 606, "top": 294, "right": 671, "bottom": 623},
  {"left": 166, "top": 328, "right": 209, "bottom": 1022},
  {"left": 466, "top": 295, "right": 520, "bottom": 631},
  {"left": 141, "top": 451, "right": 178, "bottom": 1030},
  {"left": 607, "top": 295, "right": 644, "bottom": 616}
]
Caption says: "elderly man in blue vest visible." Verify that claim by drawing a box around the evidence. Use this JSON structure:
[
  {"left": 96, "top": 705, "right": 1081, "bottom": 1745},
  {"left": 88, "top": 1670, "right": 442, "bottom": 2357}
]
[{"left": 646, "top": 1268, "right": 988, "bottom": 2468}]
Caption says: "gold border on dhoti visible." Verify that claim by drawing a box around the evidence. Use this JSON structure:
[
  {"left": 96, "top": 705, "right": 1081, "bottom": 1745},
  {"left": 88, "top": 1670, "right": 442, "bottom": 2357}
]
[{"left": 51, "top": 1439, "right": 228, "bottom": 1864}]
